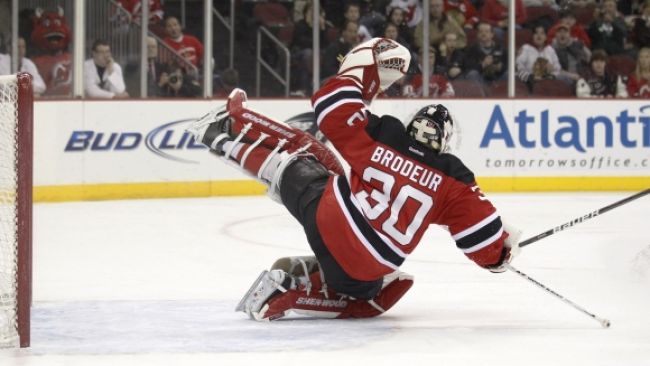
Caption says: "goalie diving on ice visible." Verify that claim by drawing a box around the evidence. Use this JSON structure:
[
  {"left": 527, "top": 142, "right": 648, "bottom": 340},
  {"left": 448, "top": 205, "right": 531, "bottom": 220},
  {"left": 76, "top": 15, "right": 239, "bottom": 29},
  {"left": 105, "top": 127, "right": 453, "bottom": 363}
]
[{"left": 187, "top": 38, "right": 522, "bottom": 321}]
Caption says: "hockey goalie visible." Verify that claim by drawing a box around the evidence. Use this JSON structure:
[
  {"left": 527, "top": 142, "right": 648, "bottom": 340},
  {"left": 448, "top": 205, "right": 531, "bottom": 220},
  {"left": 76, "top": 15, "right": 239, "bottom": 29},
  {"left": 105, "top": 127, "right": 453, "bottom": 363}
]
[{"left": 188, "top": 38, "right": 521, "bottom": 321}]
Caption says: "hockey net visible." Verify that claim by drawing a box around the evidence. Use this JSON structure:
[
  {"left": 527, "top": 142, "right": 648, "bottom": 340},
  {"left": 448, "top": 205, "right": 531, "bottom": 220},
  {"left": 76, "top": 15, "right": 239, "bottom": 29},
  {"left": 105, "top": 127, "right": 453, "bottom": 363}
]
[{"left": 0, "top": 73, "right": 33, "bottom": 348}]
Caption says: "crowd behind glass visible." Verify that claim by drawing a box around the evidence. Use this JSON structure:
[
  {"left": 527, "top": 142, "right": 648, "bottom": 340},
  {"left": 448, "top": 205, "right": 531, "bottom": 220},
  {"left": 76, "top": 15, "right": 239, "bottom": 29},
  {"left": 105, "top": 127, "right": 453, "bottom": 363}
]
[{"left": 0, "top": 0, "right": 648, "bottom": 99}]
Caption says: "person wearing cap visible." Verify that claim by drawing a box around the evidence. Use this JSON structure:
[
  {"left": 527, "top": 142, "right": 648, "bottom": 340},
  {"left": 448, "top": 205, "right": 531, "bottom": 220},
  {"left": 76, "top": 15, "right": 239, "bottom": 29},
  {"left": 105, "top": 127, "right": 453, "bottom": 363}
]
[
  {"left": 551, "top": 23, "right": 591, "bottom": 83},
  {"left": 547, "top": 10, "right": 591, "bottom": 48},
  {"left": 576, "top": 49, "right": 628, "bottom": 97}
]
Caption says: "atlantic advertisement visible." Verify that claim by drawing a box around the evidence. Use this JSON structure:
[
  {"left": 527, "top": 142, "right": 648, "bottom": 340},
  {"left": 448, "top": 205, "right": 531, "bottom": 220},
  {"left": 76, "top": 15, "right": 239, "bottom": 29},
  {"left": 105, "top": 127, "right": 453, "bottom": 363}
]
[{"left": 34, "top": 99, "right": 649, "bottom": 194}]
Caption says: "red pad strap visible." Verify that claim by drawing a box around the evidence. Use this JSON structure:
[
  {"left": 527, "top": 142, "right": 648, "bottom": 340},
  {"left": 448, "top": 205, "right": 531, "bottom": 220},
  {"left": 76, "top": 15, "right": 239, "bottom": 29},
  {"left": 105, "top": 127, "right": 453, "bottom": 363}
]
[{"left": 227, "top": 89, "right": 344, "bottom": 175}]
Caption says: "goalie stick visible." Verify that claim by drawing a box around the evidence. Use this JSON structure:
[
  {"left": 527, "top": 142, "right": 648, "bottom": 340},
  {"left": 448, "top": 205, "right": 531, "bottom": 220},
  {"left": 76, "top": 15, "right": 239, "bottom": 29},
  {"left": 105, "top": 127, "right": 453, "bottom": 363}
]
[
  {"left": 505, "top": 263, "right": 611, "bottom": 328},
  {"left": 519, "top": 188, "right": 650, "bottom": 248}
]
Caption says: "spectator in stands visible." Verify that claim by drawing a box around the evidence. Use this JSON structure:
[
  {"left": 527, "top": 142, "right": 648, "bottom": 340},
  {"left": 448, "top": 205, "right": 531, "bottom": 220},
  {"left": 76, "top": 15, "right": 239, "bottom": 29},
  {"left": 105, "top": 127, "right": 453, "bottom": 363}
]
[
  {"left": 321, "top": 20, "right": 360, "bottom": 80},
  {"left": 0, "top": 37, "right": 46, "bottom": 95},
  {"left": 17, "top": 37, "right": 46, "bottom": 96},
  {"left": 163, "top": 15, "right": 204, "bottom": 68},
  {"left": 402, "top": 46, "right": 455, "bottom": 97},
  {"left": 480, "top": 0, "right": 527, "bottom": 40},
  {"left": 547, "top": 11, "right": 592, "bottom": 48},
  {"left": 445, "top": 0, "right": 479, "bottom": 29},
  {"left": 291, "top": 4, "right": 335, "bottom": 95},
  {"left": 386, "top": 6, "right": 414, "bottom": 49},
  {"left": 523, "top": 57, "right": 557, "bottom": 92},
  {"left": 414, "top": 0, "right": 467, "bottom": 50},
  {"left": 464, "top": 22, "right": 507, "bottom": 83},
  {"left": 632, "top": 0, "right": 650, "bottom": 48},
  {"left": 215, "top": 68, "right": 240, "bottom": 98},
  {"left": 588, "top": 0, "right": 627, "bottom": 55},
  {"left": 292, "top": 0, "right": 309, "bottom": 23},
  {"left": 576, "top": 49, "right": 628, "bottom": 97},
  {"left": 383, "top": 22, "right": 411, "bottom": 50},
  {"left": 521, "top": 0, "right": 559, "bottom": 10},
  {"left": 344, "top": 2, "right": 373, "bottom": 42},
  {"left": 386, "top": 0, "right": 423, "bottom": 28},
  {"left": 146, "top": 36, "right": 165, "bottom": 96},
  {"left": 627, "top": 47, "right": 650, "bottom": 97},
  {"left": 516, "top": 25, "right": 561, "bottom": 82},
  {"left": 158, "top": 62, "right": 201, "bottom": 98},
  {"left": 359, "top": 2, "right": 387, "bottom": 38},
  {"left": 552, "top": 24, "right": 592, "bottom": 83},
  {"left": 436, "top": 32, "right": 465, "bottom": 80},
  {"left": 116, "top": 0, "right": 164, "bottom": 26},
  {"left": 84, "top": 39, "right": 129, "bottom": 99}
]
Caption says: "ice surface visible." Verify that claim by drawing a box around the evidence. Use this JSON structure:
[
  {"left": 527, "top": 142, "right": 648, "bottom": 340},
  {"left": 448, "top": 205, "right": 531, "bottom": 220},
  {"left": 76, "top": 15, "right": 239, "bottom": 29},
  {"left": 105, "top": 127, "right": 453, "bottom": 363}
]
[{"left": 1, "top": 192, "right": 649, "bottom": 365}]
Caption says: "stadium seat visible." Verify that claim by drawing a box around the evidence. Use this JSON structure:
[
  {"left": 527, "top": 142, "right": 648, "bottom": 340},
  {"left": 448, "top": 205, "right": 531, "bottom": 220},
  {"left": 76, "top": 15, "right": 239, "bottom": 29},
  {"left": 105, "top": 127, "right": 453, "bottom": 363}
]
[
  {"left": 515, "top": 28, "right": 533, "bottom": 50},
  {"left": 487, "top": 79, "right": 530, "bottom": 97},
  {"left": 523, "top": 6, "right": 559, "bottom": 28},
  {"left": 530, "top": 79, "right": 574, "bottom": 97},
  {"left": 253, "top": 2, "right": 294, "bottom": 45},
  {"left": 571, "top": 4, "right": 596, "bottom": 26},
  {"left": 450, "top": 79, "right": 486, "bottom": 97},
  {"left": 607, "top": 54, "right": 636, "bottom": 77},
  {"left": 465, "top": 27, "right": 477, "bottom": 47}
]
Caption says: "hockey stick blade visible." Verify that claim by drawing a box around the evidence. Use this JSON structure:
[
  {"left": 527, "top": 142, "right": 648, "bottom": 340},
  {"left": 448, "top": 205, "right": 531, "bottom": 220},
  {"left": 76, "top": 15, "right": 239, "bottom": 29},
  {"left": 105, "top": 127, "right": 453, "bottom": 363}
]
[
  {"left": 505, "top": 264, "right": 611, "bottom": 328},
  {"left": 519, "top": 188, "right": 650, "bottom": 248}
]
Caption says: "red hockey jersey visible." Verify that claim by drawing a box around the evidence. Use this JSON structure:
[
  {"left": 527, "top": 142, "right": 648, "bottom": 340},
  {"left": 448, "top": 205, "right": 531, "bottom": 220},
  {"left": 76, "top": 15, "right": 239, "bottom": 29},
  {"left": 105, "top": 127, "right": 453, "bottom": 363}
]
[
  {"left": 164, "top": 34, "right": 204, "bottom": 67},
  {"left": 311, "top": 77, "right": 507, "bottom": 281}
]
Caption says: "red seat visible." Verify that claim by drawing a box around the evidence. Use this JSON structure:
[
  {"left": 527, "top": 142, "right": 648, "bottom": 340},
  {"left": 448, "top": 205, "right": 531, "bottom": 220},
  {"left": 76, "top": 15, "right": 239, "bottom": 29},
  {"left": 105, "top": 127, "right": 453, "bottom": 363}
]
[
  {"left": 571, "top": 4, "right": 596, "bottom": 26},
  {"left": 253, "top": 2, "right": 294, "bottom": 45},
  {"left": 253, "top": 2, "right": 291, "bottom": 27},
  {"left": 450, "top": 79, "right": 486, "bottom": 97},
  {"left": 524, "top": 6, "right": 559, "bottom": 26},
  {"left": 487, "top": 79, "right": 530, "bottom": 97},
  {"left": 465, "top": 28, "right": 477, "bottom": 47},
  {"left": 515, "top": 28, "right": 533, "bottom": 50},
  {"left": 607, "top": 54, "right": 636, "bottom": 77},
  {"left": 531, "top": 79, "right": 574, "bottom": 97}
]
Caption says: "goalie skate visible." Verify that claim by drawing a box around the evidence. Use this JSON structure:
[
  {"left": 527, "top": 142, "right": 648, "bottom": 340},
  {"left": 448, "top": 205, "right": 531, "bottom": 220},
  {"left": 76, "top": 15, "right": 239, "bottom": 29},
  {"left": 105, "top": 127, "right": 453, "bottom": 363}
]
[{"left": 235, "top": 269, "right": 295, "bottom": 321}]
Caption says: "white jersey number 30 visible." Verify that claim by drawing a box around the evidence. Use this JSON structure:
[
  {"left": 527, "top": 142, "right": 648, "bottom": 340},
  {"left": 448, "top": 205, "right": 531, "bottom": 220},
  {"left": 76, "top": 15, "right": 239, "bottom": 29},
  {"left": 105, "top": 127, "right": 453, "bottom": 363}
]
[{"left": 355, "top": 167, "right": 433, "bottom": 245}]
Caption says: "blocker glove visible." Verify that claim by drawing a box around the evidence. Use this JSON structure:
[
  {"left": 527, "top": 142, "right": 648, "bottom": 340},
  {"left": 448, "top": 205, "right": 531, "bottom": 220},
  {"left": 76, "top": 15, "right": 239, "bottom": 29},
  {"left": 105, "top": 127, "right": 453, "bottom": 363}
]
[{"left": 337, "top": 38, "right": 411, "bottom": 102}]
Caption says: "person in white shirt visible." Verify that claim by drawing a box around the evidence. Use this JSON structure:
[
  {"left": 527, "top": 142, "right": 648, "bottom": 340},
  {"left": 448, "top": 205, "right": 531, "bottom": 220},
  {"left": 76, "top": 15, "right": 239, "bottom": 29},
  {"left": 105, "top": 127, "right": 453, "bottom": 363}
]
[
  {"left": 84, "top": 39, "right": 129, "bottom": 98},
  {"left": 516, "top": 25, "right": 562, "bottom": 82},
  {"left": 0, "top": 37, "right": 47, "bottom": 96}
]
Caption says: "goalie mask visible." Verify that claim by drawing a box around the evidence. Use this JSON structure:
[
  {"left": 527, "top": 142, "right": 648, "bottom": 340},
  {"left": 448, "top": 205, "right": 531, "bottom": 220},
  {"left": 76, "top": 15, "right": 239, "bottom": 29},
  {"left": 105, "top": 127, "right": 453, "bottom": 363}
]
[{"left": 407, "top": 104, "right": 454, "bottom": 154}]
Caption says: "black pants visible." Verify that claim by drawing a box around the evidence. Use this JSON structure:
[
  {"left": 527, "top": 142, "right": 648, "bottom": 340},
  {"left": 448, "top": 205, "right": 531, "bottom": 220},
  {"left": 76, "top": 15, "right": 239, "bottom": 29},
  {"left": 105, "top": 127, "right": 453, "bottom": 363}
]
[{"left": 280, "top": 159, "right": 383, "bottom": 300}]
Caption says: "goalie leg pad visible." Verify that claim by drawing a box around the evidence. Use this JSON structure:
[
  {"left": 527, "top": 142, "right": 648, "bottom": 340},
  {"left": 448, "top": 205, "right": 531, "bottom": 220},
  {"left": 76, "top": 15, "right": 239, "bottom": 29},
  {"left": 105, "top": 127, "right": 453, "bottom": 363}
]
[{"left": 243, "top": 270, "right": 414, "bottom": 321}]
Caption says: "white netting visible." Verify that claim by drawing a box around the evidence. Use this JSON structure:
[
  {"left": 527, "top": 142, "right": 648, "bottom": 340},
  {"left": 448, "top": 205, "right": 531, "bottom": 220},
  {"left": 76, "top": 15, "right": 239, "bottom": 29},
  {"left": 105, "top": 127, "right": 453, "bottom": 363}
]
[{"left": 0, "top": 74, "right": 19, "bottom": 348}]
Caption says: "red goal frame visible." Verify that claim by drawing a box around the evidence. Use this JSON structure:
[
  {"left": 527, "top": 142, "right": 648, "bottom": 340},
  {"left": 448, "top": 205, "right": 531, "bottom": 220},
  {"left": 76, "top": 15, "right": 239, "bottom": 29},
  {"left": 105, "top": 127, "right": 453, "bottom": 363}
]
[{"left": 15, "top": 72, "right": 33, "bottom": 348}]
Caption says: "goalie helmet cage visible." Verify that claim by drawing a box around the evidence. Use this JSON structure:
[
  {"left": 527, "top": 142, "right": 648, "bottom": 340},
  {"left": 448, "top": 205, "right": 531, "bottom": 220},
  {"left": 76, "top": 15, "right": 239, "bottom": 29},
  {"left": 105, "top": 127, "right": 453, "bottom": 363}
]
[{"left": 0, "top": 73, "right": 33, "bottom": 348}]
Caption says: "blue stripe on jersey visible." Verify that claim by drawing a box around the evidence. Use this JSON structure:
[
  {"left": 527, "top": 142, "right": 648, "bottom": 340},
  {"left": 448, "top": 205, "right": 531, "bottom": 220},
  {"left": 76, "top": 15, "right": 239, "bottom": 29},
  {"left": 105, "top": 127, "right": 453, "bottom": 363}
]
[
  {"left": 455, "top": 216, "right": 503, "bottom": 251},
  {"left": 336, "top": 176, "right": 406, "bottom": 268},
  {"left": 313, "top": 89, "right": 363, "bottom": 120}
]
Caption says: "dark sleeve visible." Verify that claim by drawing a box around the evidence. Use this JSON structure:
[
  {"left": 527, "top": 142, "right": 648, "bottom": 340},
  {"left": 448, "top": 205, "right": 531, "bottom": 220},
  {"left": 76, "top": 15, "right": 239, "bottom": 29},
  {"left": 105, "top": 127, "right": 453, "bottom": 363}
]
[{"left": 463, "top": 46, "right": 481, "bottom": 72}]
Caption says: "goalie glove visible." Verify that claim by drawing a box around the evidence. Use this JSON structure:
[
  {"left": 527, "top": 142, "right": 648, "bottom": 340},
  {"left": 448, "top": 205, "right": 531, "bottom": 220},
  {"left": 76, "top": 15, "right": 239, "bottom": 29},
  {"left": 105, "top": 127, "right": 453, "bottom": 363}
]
[
  {"left": 337, "top": 37, "right": 411, "bottom": 102},
  {"left": 487, "top": 222, "right": 523, "bottom": 273}
]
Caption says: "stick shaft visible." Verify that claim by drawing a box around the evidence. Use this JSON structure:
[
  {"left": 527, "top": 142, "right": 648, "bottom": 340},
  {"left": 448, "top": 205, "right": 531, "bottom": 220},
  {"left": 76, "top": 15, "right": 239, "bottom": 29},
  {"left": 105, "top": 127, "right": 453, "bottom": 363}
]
[
  {"left": 519, "top": 189, "right": 650, "bottom": 248},
  {"left": 505, "top": 263, "right": 609, "bottom": 327}
]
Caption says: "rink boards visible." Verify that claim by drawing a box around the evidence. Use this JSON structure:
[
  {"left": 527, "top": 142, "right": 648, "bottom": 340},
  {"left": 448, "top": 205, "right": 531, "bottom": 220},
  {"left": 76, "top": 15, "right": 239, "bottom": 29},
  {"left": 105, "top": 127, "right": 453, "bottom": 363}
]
[{"left": 33, "top": 98, "right": 650, "bottom": 201}]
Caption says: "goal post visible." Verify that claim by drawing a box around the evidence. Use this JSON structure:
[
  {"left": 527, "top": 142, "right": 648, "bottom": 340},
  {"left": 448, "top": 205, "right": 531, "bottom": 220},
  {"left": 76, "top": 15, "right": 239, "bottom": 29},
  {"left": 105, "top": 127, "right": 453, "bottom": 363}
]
[{"left": 0, "top": 72, "right": 33, "bottom": 348}]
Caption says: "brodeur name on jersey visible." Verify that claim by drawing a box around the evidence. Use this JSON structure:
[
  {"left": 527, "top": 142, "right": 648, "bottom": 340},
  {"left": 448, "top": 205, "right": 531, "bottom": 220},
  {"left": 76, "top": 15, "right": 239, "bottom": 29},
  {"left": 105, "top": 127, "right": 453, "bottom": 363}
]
[{"left": 312, "top": 77, "right": 508, "bottom": 281}]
